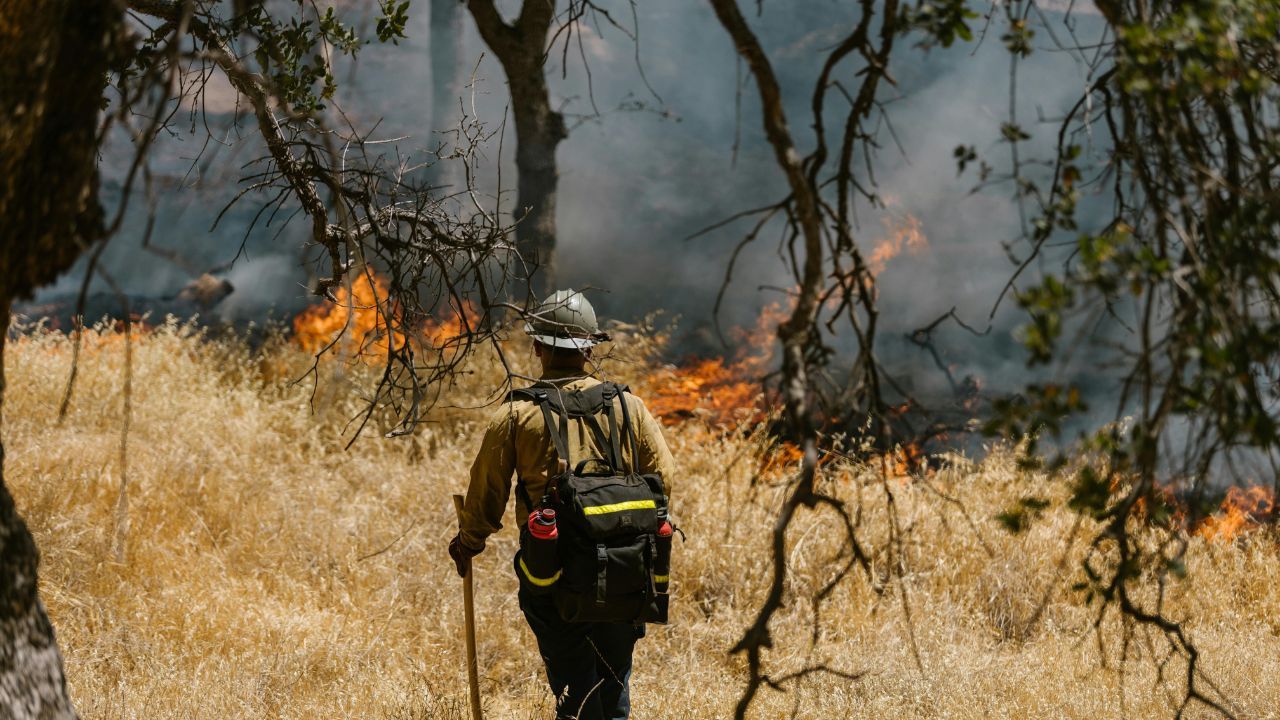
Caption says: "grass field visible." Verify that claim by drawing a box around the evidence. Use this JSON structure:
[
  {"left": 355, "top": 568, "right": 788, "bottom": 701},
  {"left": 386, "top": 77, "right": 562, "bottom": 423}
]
[{"left": 5, "top": 320, "right": 1279, "bottom": 718}]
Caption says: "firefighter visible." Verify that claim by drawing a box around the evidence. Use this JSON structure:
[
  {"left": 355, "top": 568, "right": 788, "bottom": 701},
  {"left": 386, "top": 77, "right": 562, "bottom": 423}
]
[{"left": 448, "top": 289, "right": 676, "bottom": 720}]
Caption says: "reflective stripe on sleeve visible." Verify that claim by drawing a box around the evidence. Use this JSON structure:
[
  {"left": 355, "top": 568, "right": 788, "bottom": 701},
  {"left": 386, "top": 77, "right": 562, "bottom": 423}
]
[
  {"left": 654, "top": 574, "right": 670, "bottom": 583},
  {"left": 518, "top": 556, "right": 562, "bottom": 587},
  {"left": 581, "top": 499, "right": 657, "bottom": 516}
]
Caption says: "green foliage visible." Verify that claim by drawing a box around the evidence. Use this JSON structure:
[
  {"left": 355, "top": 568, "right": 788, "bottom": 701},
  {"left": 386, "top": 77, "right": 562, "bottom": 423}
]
[
  {"left": 1067, "top": 465, "right": 1111, "bottom": 519},
  {"left": 377, "top": 0, "right": 412, "bottom": 44},
  {"left": 1001, "top": 19, "right": 1034, "bottom": 58},
  {"left": 984, "top": 383, "right": 1085, "bottom": 459},
  {"left": 996, "top": 0, "right": 1280, "bottom": 483},
  {"left": 999, "top": 122, "right": 1031, "bottom": 143},
  {"left": 119, "top": 1, "right": 412, "bottom": 116},
  {"left": 981, "top": 9, "right": 1280, "bottom": 698},
  {"left": 240, "top": 1, "right": 409, "bottom": 113},
  {"left": 1116, "top": 0, "right": 1279, "bottom": 98},
  {"left": 952, "top": 144, "right": 976, "bottom": 175},
  {"left": 1014, "top": 276, "right": 1072, "bottom": 364},
  {"left": 901, "top": 0, "right": 979, "bottom": 48}
]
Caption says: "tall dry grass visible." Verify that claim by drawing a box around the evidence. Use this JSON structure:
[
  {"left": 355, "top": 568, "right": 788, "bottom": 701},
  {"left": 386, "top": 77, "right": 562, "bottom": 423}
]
[{"left": 4, "top": 320, "right": 1279, "bottom": 719}]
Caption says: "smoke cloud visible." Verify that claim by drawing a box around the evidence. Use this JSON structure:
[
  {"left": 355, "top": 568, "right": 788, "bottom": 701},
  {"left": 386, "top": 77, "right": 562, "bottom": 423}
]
[{"left": 28, "top": 0, "right": 1113, "bottom": 412}]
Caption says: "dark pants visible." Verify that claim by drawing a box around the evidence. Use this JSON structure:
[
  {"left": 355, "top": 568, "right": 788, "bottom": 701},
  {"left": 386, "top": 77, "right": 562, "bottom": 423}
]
[{"left": 516, "top": 557, "right": 643, "bottom": 720}]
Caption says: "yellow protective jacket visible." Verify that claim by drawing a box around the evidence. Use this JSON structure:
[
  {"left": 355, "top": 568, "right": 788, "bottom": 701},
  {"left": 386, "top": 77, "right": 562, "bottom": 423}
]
[{"left": 458, "top": 368, "right": 676, "bottom": 553}]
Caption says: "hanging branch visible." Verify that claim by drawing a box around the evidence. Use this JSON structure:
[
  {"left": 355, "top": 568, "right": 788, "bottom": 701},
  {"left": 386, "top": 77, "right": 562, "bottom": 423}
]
[
  {"left": 705, "top": 0, "right": 904, "bottom": 715},
  {"left": 116, "top": 0, "right": 523, "bottom": 438}
]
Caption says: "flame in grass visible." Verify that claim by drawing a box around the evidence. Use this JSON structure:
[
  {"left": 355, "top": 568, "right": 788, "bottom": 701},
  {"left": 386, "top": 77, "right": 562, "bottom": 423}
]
[
  {"left": 292, "top": 273, "right": 482, "bottom": 363},
  {"left": 1134, "top": 479, "right": 1275, "bottom": 543},
  {"left": 423, "top": 300, "right": 481, "bottom": 349},
  {"left": 759, "top": 441, "right": 805, "bottom": 476},
  {"left": 15, "top": 322, "right": 153, "bottom": 364},
  {"left": 293, "top": 273, "right": 405, "bottom": 362},
  {"left": 647, "top": 301, "right": 789, "bottom": 426},
  {"left": 882, "top": 442, "right": 927, "bottom": 479},
  {"left": 1195, "top": 485, "right": 1275, "bottom": 543},
  {"left": 645, "top": 296, "right": 938, "bottom": 479}
]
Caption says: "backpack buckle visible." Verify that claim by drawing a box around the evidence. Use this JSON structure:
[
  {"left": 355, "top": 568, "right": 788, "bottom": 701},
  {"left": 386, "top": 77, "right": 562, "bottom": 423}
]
[{"left": 596, "top": 544, "right": 609, "bottom": 604}]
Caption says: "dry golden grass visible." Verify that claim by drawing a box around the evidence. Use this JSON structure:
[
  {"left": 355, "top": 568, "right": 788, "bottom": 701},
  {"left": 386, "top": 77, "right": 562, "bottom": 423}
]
[{"left": 4, "top": 320, "right": 1280, "bottom": 719}]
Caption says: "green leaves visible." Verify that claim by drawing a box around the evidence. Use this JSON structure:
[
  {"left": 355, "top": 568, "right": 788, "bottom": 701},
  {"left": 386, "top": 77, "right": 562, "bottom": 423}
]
[
  {"left": 239, "top": 1, "right": 412, "bottom": 114},
  {"left": 1116, "top": 0, "right": 1279, "bottom": 101},
  {"left": 1067, "top": 466, "right": 1111, "bottom": 519},
  {"left": 1015, "top": 275, "right": 1073, "bottom": 364},
  {"left": 985, "top": 383, "right": 1086, "bottom": 451},
  {"left": 377, "top": 0, "right": 412, "bottom": 44},
  {"left": 1001, "top": 19, "right": 1034, "bottom": 58},
  {"left": 901, "top": 0, "right": 979, "bottom": 48},
  {"left": 999, "top": 122, "right": 1031, "bottom": 143}
]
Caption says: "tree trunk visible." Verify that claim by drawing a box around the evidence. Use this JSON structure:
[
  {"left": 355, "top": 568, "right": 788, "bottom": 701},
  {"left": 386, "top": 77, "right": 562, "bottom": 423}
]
[
  {"left": 0, "top": 304, "right": 77, "bottom": 720},
  {"left": 430, "top": 0, "right": 466, "bottom": 134},
  {"left": 508, "top": 61, "right": 566, "bottom": 296},
  {"left": 0, "top": 0, "right": 118, "bottom": 715},
  {"left": 465, "top": 0, "right": 565, "bottom": 297}
]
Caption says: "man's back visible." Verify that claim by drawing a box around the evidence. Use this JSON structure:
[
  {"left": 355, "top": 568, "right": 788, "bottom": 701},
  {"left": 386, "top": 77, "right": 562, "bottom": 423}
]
[{"left": 459, "top": 368, "right": 676, "bottom": 553}]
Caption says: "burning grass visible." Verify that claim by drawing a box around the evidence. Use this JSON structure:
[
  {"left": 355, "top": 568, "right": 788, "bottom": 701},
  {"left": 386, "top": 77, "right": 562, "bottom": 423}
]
[
  {"left": 292, "top": 272, "right": 481, "bottom": 365},
  {"left": 293, "top": 272, "right": 405, "bottom": 360},
  {"left": 5, "top": 321, "right": 1280, "bottom": 718}
]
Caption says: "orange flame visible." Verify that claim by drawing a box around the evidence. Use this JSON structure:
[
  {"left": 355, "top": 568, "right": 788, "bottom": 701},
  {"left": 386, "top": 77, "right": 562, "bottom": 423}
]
[
  {"left": 647, "top": 301, "right": 788, "bottom": 426},
  {"left": 758, "top": 441, "right": 844, "bottom": 477},
  {"left": 760, "top": 441, "right": 804, "bottom": 476},
  {"left": 292, "top": 274, "right": 483, "bottom": 362},
  {"left": 292, "top": 273, "right": 404, "bottom": 362},
  {"left": 867, "top": 210, "right": 928, "bottom": 276},
  {"left": 423, "top": 301, "right": 481, "bottom": 349},
  {"left": 1195, "top": 485, "right": 1275, "bottom": 542},
  {"left": 874, "top": 442, "right": 927, "bottom": 480}
]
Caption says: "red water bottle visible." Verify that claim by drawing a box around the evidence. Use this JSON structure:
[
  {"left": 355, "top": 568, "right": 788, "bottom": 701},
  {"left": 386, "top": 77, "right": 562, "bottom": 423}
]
[
  {"left": 521, "top": 509, "right": 560, "bottom": 591},
  {"left": 655, "top": 515, "right": 673, "bottom": 595},
  {"left": 529, "top": 508, "right": 559, "bottom": 539}
]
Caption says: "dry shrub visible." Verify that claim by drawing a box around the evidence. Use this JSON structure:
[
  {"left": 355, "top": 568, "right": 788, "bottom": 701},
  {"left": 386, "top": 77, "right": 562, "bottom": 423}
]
[{"left": 4, "top": 320, "right": 1280, "bottom": 718}]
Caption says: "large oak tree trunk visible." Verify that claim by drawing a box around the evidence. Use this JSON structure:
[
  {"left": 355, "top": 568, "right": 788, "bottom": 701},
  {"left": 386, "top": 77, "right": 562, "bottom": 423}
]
[
  {"left": 466, "top": 0, "right": 566, "bottom": 296},
  {"left": 0, "top": 0, "right": 118, "bottom": 715}
]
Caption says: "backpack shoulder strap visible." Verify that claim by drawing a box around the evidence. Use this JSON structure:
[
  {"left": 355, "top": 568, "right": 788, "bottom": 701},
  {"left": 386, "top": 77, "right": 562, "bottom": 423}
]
[
  {"left": 598, "top": 383, "right": 629, "bottom": 473},
  {"left": 505, "top": 387, "right": 543, "bottom": 404},
  {"left": 612, "top": 384, "right": 641, "bottom": 470},
  {"left": 506, "top": 385, "right": 572, "bottom": 477},
  {"left": 507, "top": 382, "right": 636, "bottom": 475}
]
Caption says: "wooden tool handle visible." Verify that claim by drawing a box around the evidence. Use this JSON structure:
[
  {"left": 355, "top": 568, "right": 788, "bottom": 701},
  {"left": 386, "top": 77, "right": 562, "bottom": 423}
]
[{"left": 452, "top": 494, "right": 483, "bottom": 720}]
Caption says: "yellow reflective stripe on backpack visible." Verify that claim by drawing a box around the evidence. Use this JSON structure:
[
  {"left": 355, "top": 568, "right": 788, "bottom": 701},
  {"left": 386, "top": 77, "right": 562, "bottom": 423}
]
[
  {"left": 518, "top": 556, "right": 561, "bottom": 587},
  {"left": 581, "top": 499, "right": 657, "bottom": 516},
  {"left": 654, "top": 574, "right": 670, "bottom": 583}
]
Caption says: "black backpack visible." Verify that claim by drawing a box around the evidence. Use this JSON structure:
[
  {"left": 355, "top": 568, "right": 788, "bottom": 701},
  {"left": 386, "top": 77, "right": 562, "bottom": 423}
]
[{"left": 511, "top": 381, "right": 671, "bottom": 624}]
